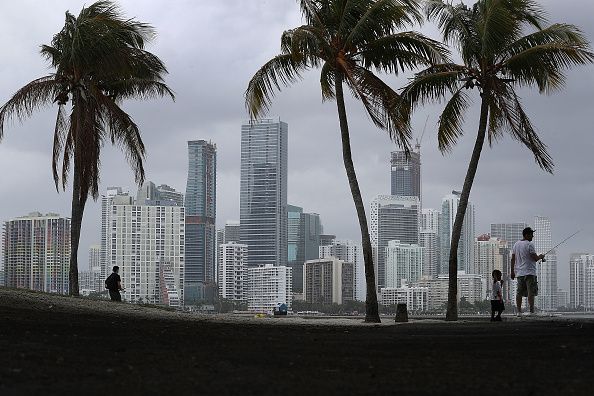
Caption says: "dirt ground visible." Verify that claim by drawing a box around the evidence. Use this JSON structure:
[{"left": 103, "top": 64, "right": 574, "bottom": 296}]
[{"left": 1, "top": 288, "right": 593, "bottom": 395}]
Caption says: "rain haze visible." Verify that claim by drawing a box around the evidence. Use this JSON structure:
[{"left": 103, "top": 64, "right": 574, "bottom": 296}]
[{"left": 1, "top": 0, "right": 593, "bottom": 293}]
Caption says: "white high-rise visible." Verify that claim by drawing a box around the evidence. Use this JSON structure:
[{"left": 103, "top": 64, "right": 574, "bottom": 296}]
[
  {"left": 218, "top": 242, "right": 247, "bottom": 303},
  {"left": 534, "top": 216, "right": 557, "bottom": 310},
  {"left": 103, "top": 189, "right": 185, "bottom": 306},
  {"left": 569, "top": 253, "right": 594, "bottom": 310},
  {"left": 384, "top": 240, "right": 424, "bottom": 288},
  {"left": 439, "top": 191, "right": 475, "bottom": 274},
  {"left": 420, "top": 209, "right": 440, "bottom": 279},
  {"left": 247, "top": 265, "right": 292, "bottom": 313},
  {"left": 319, "top": 239, "right": 365, "bottom": 301},
  {"left": 2, "top": 212, "right": 70, "bottom": 294},
  {"left": 370, "top": 195, "right": 420, "bottom": 291},
  {"left": 473, "top": 235, "right": 505, "bottom": 299}
]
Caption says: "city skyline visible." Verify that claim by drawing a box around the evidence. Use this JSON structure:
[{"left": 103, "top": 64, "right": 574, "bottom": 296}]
[{"left": 0, "top": 1, "right": 592, "bottom": 293}]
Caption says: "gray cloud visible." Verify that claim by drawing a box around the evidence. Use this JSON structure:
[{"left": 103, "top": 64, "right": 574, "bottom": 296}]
[{"left": 1, "top": 0, "right": 593, "bottom": 291}]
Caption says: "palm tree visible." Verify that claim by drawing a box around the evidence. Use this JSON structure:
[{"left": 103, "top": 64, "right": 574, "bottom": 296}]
[
  {"left": 245, "top": 0, "right": 446, "bottom": 322},
  {"left": 400, "top": 0, "right": 593, "bottom": 320},
  {"left": 0, "top": 1, "right": 174, "bottom": 296}
]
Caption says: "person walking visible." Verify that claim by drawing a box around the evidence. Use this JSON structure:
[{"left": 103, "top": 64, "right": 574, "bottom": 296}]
[
  {"left": 105, "top": 266, "right": 124, "bottom": 302},
  {"left": 511, "top": 227, "right": 545, "bottom": 316}
]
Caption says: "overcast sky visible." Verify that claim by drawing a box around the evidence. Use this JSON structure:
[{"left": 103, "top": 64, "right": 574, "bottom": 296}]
[{"left": 1, "top": 0, "right": 593, "bottom": 290}]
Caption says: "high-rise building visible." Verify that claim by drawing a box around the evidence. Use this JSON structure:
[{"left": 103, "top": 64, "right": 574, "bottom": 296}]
[
  {"left": 420, "top": 208, "right": 440, "bottom": 279},
  {"left": 101, "top": 187, "right": 125, "bottom": 283},
  {"left": 240, "top": 118, "right": 288, "bottom": 268},
  {"left": 439, "top": 191, "right": 475, "bottom": 274},
  {"left": 246, "top": 264, "right": 292, "bottom": 313},
  {"left": 319, "top": 239, "right": 365, "bottom": 301},
  {"left": 185, "top": 140, "right": 217, "bottom": 305},
  {"left": 473, "top": 235, "right": 505, "bottom": 299},
  {"left": 534, "top": 216, "right": 557, "bottom": 310},
  {"left": 215, "top": 221, "right": 240, "bottom": 284},
  {"left": 489, "top": 222, "right": 528, "bottom": 302},
  {"left": 303, "top": 258, "right": 354, "bottom": 305},
  {"left": 390, "top": 150, "right": 421, "bottom": 200},
  {"left": 569, "top": 253, "right": 594, "bottom": 309},
  {"left": 218, "top": 242, "right": 247, "bottom": 303},
  {"left": 3, "top": 212, "right": 71, "bottom": 294},
  {"left": 420, "top": 230, "right": 439, "bottom": 279},
  {"left": 384, "top": 240, "right": 424, "bottom": 288},
  {"left": 83, "top": 244, "right": 102, "bottom": 293},
  {"left": 287, "top": 205, "right": 323, "bottom": 293},
  {"left": 103, "top": 191, "right": 185, "bottom": 306},
  {"left": 440, "top": 271, "right": 485, "bottom": 304},
  {"left": 287, "top": 205, "right": 303, "bottom": 264},
  {"left": 557, "top": 289, "right": 569, "bottom": 309},
  {"left": 320, "top": 234, "right": 337, "bottom": 247},
  {"left": 370, "top": 195, "right": 420, "bottom": 290}
]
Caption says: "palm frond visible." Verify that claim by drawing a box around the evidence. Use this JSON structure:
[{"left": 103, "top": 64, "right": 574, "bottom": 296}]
[
  {"left": 503, "top": 24, "right": 594, "bottom": 93},
  {"left": 437, "top": 87, "right": 471, "bottom": 153},
  {"left": 281, "top": 25, "right": 328, "bottom": 65},
  {"left": 245, "top": 54, "right": 308, "bottom": 119},
  {"left": 345, "top": 0, "right": 422, "bottom": 48},
  {"left": 344, "top": 66, "right": 412, "bottom": 150},
  {"left": 399, "top": 63, "right": 466, "bottom": 116},
  {"left": 493, "top": 86, "right": 554, "bottom": 172},
  {"left": 320, "top": 61, "right": 336, "bottom": 101},
  {"left": 52, "top": 104, "right": 70, "bottom": 190},
  {"left": 0, "top": 76, "right": 61, "bottom": 139},
  {"left": 103, "top": 79, "right": 175, "bottom": 101}
]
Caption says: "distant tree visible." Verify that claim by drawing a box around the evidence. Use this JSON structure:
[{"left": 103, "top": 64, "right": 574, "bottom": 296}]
[
  {"left": 245, "top": 0, "right": 445, "bottom": 322},
  {"left": 400, "top": 0, "right": 593, "bottom": 320},
  {"left": 0, "top": 1, "right": 174, "bottom": 296}
]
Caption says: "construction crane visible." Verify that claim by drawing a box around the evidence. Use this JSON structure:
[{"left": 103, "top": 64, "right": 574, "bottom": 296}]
[{"left": 415, "top": 115, "right": 429, "bottom": 153}]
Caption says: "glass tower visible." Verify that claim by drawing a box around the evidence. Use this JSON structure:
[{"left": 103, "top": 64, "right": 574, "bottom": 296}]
[
  {"left": 240, "top": 118, "right": 288, "bottom": 268},
  {"left": 185, "top": 140, "right": 217, "bottom": 305}
]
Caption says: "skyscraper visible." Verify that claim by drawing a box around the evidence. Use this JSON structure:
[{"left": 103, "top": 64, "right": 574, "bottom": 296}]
[
  {"left": 286, "top": 205, "right": 322, "bottom": 293},
  {"left": 473, "top": 235, "right": 505, "bottom": 298},
  {"left": 185, "top": 140, "right": 217, "bottom": 304},
  {"left": 420, "top": 208, "right": 441, "bottom": 279},
  {"left": 370, "top": 195, "right": 420, "bottom": 291},
  {"left": 3, "top": 212, "right": 71, "bottom": 294},
  {"left": 384, "top": 240, "right": 424, "bottom": 288},
  {"left": 104, "top": 191, "right": 185, "bottom": 306},
  {"left": 240, "top": 118, "right": 288, "bottom": 267},
  {"left": 439, "top": 191, "right": 475, "bottom": 274},
  {"left": 287, "top": 204, "right": 303, "bottom": 266},
  {"left": 390, "top": 150, "right": 421, "bottom": 200},
  {"left": 490, "top": 222, "right": 529, "bottom": 302},
  {"left": 101, "top": 187, "right": 124, "bottom": 283},
  {"left": 569, "top": 253, "right": 594, "bottom": 309},
  {"left": 534, "top": 216, "right": 557, "bottom": 310},
  {"left": 218, "top": 242, "right": 247, "bottom": 303}
]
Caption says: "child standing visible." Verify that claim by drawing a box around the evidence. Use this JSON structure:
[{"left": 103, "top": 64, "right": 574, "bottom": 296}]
[{"left": 491, "top": 269, "right": 505, "bottom": 321}]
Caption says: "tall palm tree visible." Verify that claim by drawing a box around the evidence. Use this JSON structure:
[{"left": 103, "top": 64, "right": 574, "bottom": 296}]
[
  {"left": 400, "top": 0, "right": 593, "bottom": 320},
  {"left": 0, "top": 1, "right": 174, "bottom": 296},
  {"left": 245, "top": 0, "right": 445, "bottom": 322}
]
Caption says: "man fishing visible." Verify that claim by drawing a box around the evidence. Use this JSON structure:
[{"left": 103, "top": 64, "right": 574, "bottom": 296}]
[{"left": 511, "top": 227, "right": 545, "bottom": 316}]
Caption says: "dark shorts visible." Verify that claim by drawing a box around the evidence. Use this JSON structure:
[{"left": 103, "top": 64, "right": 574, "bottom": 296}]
[
  {"left": 109, "top": 290, "right": 122, "bottom": 302},
  {"left": 491, "top": 300, "right": 505, "bottom": 312},
  {"left": 517, "top": 275, "right": 538, "bottom": 297}
]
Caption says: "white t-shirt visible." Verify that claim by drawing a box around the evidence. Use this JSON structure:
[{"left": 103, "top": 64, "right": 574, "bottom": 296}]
[
  {"left": 512, "top": 240, "right": 537, "bottom": 276},
  {"left": 491, "top": 281, "right": 502, "bottom": 300}
]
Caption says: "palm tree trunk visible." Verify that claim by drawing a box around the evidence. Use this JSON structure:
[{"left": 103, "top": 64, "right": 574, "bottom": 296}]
[
  {"left": 334, "top": 73, "right": 381, "bottom": 323},
  {"left": 445, "top": 94, "right": 490, "bottom": 321},
  {"left": 68, "top": 156, "right": 85, "bottom": 296}
]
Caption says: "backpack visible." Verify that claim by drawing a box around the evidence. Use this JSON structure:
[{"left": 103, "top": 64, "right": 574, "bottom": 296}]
[{"left": 105, "top": 273, "right": 117, "bottom": 290}]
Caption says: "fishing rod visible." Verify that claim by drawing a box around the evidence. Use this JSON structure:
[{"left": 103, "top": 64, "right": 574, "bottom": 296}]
[{"left": 540, "top": 230, "right": 581, "bottom": 262}]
